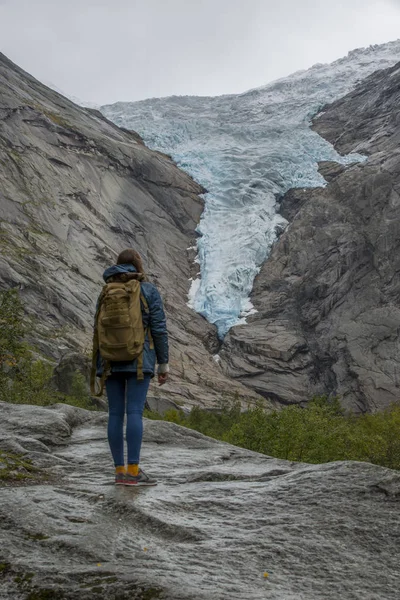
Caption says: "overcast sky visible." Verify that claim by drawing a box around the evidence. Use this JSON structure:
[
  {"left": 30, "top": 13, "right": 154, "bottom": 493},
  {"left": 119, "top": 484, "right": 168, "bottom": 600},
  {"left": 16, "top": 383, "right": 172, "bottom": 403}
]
[{"left": 1, "top": 0, "right": 400, "bottom": 105}]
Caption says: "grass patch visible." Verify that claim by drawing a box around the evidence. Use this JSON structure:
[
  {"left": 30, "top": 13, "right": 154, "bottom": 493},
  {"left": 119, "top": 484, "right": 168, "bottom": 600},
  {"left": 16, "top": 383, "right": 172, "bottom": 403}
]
[
  {"left": 0, "top": 562, "right": 11, "bottom": 576},
  {"left": 26, "top": 591, "right": 65, "bottom": 600},
  {"left": 141, "top": 588, "right": 163, "bottom": 600},
  {"left": 0, "top": 451, "right": 38, "bottom": 482},
  {"left": 44, "top": 111, "right": 70, "bottom": 128},
  {"left": 0, "top": 563, "right": 64, "bottom": 600},
  {"left": 145, "top": 397, "right": 400, "bottom": 471},
  {"left": 31, "top": 104, "right": 71, "bottom": 129}
]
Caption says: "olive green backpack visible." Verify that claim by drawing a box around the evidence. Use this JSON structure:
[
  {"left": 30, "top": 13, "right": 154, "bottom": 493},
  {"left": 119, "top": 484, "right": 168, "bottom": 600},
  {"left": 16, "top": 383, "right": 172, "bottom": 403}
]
[{"left": 90, "top": 278, "right": 153, "bottom": 396}]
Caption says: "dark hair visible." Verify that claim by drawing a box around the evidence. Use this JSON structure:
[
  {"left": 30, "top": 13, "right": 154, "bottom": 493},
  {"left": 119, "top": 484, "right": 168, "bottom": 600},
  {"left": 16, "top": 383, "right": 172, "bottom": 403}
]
[{"left": 117, "top": 248, "right": 145, "bottom": 274}]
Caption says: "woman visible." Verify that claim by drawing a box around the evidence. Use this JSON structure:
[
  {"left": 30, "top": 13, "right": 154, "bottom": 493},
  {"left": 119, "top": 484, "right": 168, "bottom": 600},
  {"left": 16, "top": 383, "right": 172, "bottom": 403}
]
[{"left": 94, "top": 249, "right": 169, "bottom": 486}]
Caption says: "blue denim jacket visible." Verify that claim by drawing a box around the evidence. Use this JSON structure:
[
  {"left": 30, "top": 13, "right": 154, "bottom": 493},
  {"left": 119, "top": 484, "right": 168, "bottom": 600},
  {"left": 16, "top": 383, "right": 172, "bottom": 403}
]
[{"left": 96, "top": 264, "right": 169, "bottom": 377}]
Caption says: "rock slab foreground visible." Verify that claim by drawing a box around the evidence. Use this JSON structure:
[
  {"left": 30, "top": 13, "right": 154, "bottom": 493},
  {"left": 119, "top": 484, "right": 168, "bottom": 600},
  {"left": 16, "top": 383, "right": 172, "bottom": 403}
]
[{"left": 0, "top": 402, "right": 399, "bottom": 599}]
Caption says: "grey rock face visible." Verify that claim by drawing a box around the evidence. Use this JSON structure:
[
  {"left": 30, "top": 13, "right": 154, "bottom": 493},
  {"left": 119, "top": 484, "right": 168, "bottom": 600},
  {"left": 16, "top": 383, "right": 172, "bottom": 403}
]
[
  {"left": 0, "top": 53, "right": 262, "bottom": 410},
  {"left": 146, "top": 395, "right": 187, "bottom": 415},
  {"left": 0, "top": 401, "right": 399, "bottom": 599},
  {"left": 221, "top": 62, "right": 400, "bottom": 412}
]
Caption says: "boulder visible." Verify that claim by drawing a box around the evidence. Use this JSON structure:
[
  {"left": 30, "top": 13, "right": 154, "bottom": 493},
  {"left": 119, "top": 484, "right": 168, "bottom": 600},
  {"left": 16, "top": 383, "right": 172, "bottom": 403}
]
[
  {"left": 52, "top": 351, "right": 91, "bottom": 396},
  {"left": 145, "top": 395, "right": 187, "bottom": 415}
]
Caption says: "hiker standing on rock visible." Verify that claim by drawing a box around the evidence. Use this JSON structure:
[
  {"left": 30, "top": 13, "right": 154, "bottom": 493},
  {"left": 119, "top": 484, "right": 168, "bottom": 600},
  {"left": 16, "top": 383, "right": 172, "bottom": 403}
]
[{"left": 91, "top": 249, "right": 169, "bottom": 486}]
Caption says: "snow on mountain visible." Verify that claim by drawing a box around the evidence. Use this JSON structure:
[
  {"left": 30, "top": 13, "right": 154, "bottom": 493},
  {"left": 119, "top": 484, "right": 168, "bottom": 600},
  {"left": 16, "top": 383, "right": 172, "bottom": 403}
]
[{"left": 101, "top": 40, "right": 400, "bottom": 337}]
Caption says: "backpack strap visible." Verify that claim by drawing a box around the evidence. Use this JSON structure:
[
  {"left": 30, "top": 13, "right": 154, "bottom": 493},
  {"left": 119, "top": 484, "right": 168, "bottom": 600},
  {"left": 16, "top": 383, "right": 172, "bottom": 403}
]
[
  {"left": 140, "top": 291, "right": 149, "bottom": 312},
  {"left": 147, "top": 328, "right": 154, "bottom": 350},
  {"left": 136, "top": 353, "right": 144, "bottom": 381},
  {"left": 135, "top": 289, "right": 154, "bottom": 380},
  {"left": 90, "top": 328, "right": 111, "bottom": 397},
  {"left": 90, "top": 288, "right": 110, "bottom": 397},
  {"left": 90, "top": 332, "right": 99, "bottom": 396},
  {"left": 140, "top": 291, "right": 154, "bottom": 350},
  {"left": 90, "top": 359, "right": 111, "bottom": 397}
]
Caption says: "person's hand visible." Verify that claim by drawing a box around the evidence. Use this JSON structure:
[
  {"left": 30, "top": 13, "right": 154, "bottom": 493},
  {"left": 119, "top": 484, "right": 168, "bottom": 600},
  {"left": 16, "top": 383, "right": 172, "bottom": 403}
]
[{"left": 158, "top": 373, "right": 169, "bottom": 386}]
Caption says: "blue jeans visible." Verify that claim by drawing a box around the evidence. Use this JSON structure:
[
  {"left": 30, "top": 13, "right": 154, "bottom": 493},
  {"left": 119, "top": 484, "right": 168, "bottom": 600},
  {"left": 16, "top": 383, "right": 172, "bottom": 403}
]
[{"left": 105, "top": 373, "right": 151, "bottom": 466}]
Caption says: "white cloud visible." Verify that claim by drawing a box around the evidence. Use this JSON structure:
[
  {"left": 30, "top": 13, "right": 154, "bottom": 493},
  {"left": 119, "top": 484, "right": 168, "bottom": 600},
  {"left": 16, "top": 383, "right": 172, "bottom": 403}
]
[{"left": 0, "top": 0, "right": 399, "bottom": 104}]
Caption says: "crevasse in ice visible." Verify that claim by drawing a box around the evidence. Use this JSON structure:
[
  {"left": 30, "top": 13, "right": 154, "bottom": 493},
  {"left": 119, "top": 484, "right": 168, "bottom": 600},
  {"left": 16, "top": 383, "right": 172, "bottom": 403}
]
[{"left": 101, "top": 41, "right": 400, "bottom": 337}]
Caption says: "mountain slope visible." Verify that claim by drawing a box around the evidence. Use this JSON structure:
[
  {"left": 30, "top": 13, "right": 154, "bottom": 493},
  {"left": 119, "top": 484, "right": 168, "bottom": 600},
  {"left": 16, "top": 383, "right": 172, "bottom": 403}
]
[
  {"left": 0, "top": 52, "right": 261, "bottom": 409},
  {"left": 222, "top": 62, "right": 400, "bottom": 412}
]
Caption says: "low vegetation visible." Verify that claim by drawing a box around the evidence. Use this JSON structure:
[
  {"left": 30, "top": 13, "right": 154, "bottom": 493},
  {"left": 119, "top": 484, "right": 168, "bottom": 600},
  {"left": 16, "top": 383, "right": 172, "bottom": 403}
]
[
  {"left": 0, "top": 451, "right": 40, "bottom": 483},
  {"left": 0, "top": 289, "right": 94, "bottom": 410},
  {"left": 145, "top": 396, "right": 400, "bottom": 471}
]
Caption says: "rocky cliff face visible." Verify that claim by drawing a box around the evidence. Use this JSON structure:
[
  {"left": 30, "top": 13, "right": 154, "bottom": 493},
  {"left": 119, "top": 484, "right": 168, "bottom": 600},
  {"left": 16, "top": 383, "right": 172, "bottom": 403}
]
[
  {"left": 221, "top": 62, "right": 400, "bottom": 412},
  {"left": 0, "top": 53, "right": 262, "bottom": 409},
  {"left": 1, "top": 401, "right": 399, "bottom": 599},
  {"left": 2, "top": 49, "right": 400, "bottom": 413}
]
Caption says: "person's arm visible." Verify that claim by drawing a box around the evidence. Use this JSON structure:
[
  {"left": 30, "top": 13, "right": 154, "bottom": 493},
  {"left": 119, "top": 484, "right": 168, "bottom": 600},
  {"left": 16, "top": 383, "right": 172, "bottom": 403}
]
[{"left": 147, "top": 285, "right": 169, "bottom": 381}]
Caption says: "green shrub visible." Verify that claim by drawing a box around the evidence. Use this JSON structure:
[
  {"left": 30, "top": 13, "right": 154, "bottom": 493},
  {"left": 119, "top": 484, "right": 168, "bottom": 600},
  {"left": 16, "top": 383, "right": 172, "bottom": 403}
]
[
  {"left": 146, "top": 396, "right": 400, "bottom": 471},
  {"left": 0, "top": 289, "right": 95, "bottom": 410},
  {"left": 226, "top": 397, "right": 351, "bottom": 463},
  {"left": 0, "top": 288, "right": 28, "bottom": 368},
  {"left": 348, "top": 406, "right": 400, "bottom": 470}
]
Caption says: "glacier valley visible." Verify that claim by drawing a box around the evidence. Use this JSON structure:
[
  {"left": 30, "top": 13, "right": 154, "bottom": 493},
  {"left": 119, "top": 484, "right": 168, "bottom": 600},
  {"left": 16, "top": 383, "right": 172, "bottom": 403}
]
[{"left": 102, "top": 41, "right": 400, "bottom": 337}]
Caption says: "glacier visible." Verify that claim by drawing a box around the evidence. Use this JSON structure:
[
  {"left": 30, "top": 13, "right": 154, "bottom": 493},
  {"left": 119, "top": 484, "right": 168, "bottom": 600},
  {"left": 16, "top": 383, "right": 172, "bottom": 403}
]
[{"left": 102, "top": 40, "right": 400, "bottom": 337}]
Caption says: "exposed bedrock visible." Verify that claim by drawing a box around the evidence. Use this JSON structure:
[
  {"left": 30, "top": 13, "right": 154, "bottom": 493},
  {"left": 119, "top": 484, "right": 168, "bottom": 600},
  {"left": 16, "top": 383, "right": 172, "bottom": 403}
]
[
  {"left": 0, "top": 53, "right": 263, "bottom": 410},
  {"left": 0, "top": 402, "right": 399, "bottom": 599},
  {"left": 221, "top": 62, "right": 400, "bottom": 412}
]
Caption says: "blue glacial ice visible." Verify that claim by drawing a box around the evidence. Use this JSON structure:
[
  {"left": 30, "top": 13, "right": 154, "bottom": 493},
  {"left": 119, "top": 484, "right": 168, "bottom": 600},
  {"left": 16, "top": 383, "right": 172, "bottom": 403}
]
[{"left": 102, "top": 41, "right": 400, "bottom": 337}]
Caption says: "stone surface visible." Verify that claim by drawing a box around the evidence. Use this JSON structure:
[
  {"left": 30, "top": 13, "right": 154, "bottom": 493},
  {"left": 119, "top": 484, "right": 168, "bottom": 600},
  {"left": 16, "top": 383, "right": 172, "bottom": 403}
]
[
  {"left": 0, "top": 401, "right": 399, "bottom": 599},
  {"left": 146, "top": 395, "right": 187, "bottom": 415},
  {"left": 221, "top": 61, "right": 400, "bottom": 412},
  {"left": 0, "top": 52, "right": 263, "bottom": 410}
]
